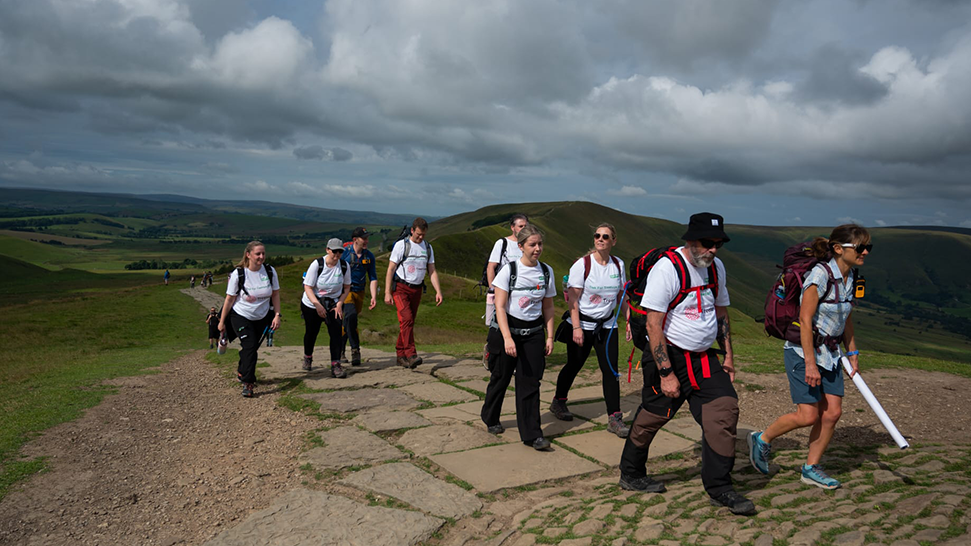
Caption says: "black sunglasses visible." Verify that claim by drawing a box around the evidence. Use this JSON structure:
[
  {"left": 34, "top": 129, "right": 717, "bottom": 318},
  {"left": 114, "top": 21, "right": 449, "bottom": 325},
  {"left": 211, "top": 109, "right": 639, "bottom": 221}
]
[
  {"left": 594, "top": 233, "right": 612, "bottom": 240},
  {"left": 699, "top": 238, "right": 725, "bottom": 249},
  {"left": 840, "top": 243, "right": 873, "bottom": 253},
  {"left": 329, "top": 248, "right": 344, "bottom": 254}
]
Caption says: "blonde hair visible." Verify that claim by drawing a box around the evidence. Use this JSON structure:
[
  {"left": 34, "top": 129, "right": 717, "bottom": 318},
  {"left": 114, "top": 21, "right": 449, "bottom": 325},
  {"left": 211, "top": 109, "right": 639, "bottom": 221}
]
[
  {"left": 516, "top": 224, "right": 544, "bottom": 247},
  {"left": 584, "top": 223, "right": 617, "bottom": 256},
  {"left": 236, "top": 241, "right": 264, "bottom": 269}
]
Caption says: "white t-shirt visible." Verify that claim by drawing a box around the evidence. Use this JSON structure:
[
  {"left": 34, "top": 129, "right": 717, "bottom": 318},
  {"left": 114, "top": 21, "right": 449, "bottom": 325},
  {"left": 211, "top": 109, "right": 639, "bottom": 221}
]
[
  {"left": 567, "top": 256, "right": 627, "bottom": 330},
  {"left": 640, "top": 248, "right": 730, "bottom": 352},
  {"left": 227, "top": 265, "right": 280, "bottom": 321},
  {"left": 390, "top": 239, "right": 435, "bottom": 285},
  {"left": 488, "top": 237, "right": 523, "bottom": 271},
  {"left": 301, "top": 258, "right": 350, "bottom": 308},
  {"left": 492, "top": 260, "right": 556, "bottom": 322}
]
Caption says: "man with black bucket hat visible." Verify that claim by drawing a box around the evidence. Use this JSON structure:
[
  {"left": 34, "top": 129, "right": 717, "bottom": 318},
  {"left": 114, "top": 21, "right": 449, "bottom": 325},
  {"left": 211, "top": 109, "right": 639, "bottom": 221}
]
[{"left": 618, "top": 212, "right": 756, "bottom": 516}]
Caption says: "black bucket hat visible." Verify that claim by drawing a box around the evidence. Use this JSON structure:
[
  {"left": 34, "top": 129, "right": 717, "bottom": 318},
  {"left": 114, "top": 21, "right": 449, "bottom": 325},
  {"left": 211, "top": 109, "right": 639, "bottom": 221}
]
[{"left": 681, "top": 212, "right": 731, "bottom": 242}]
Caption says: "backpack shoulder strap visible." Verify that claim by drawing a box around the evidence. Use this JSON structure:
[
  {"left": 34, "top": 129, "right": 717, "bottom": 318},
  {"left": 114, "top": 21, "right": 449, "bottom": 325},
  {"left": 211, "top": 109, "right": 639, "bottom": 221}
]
[
  {"left": 610, "top": 255, "right": 621, "bottom": 276},
  {"left": 818, "top": 262, "right": 837, "bottom": 303},
  {"left": 707, "top": 262, "right": 719, "bottom": 299},
  {"left": 664, "top": 250, "right": 692, "bottom": 310},
  {"left": 314, "top": 257, "right": 325, "bottom": 287},
  {"left": 508, "top": 260, "right": 518, "bottom": 292},
  {"left": 541, "top": 262, "right": 551, "bottom": 290},
  {"left": 265, "top": 265, "right": 274, "bottom": 288},
  {"left": 340, "top": 259, "right": 348, "bottom": 277},
  {"left": 235, "top": 266, "right": 246, "bottom": 296},
  {"left": 425, "top": 242, "right": 432, "bottom": 262},
  {"left": 500, "top": 238, "right": 508, "bottom": 262},
  {"left": 583, "top": 254, "right": 592, "bottom": 283}
]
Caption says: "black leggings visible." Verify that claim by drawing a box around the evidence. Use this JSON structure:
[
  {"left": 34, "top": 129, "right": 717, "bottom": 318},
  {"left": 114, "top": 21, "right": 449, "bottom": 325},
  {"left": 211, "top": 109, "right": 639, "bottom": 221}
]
[
  {"left": 229, "top": 309, "right": 272, "bottom": 384},
  {"left": 301, "top": 303, "right": 342, "bottom": 362},
  {"left": 555, "top": 328, "right": 621, "bottom": 414},
  {"left": 481, "top": 318, "right": 547, "bottom": 443}
]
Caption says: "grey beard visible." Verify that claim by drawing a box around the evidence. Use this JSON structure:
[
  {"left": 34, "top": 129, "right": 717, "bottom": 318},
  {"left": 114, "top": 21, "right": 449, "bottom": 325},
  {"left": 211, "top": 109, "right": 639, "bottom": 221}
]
[{"left": 687, "top": 247, "right": 715, "bottom": 268}]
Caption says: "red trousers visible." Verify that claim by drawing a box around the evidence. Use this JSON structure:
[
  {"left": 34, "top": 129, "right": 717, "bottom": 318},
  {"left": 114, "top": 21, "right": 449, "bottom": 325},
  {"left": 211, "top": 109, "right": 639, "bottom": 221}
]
[{"left": 393, "top": 283, "right": 423, "bottom": 358}]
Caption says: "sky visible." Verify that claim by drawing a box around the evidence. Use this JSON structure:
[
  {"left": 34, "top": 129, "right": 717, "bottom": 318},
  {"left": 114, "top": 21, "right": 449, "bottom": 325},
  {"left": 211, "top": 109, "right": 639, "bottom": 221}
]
[{"left": 1, "top": 0, "right": 970, "bottom": 228}]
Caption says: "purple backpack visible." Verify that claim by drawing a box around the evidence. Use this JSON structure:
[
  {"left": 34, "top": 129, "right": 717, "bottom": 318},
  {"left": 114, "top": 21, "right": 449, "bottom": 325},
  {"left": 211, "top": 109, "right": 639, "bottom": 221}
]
[{"left": 763, "top": 242, "right": 836, "bottom": 344}]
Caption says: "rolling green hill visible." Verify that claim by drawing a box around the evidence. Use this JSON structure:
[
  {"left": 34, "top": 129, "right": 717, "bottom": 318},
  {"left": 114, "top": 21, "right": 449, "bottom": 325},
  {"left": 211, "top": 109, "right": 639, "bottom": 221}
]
[{"left": 423, "top": 201, "right": 971, "bottom": 363}]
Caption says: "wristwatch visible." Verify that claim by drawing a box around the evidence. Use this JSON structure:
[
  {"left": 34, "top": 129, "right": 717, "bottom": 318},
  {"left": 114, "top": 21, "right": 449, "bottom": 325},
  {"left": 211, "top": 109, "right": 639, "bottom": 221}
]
[{"left": 658, "top": 366, "right": 674, "bottom": 377}]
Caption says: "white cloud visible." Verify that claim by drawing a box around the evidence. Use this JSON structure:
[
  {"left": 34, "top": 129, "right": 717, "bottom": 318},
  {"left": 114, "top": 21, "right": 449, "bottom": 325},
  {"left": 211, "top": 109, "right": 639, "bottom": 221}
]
[
  {"left": 875, "top": 219, "right": 887, "bottom": 226},
  {"left": 608, "top": 185, "right": 648, "bottom": 197}
]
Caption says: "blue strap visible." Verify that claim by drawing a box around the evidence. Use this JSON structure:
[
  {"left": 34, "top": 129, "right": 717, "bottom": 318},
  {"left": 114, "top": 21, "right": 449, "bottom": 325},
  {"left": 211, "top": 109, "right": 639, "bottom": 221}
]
[{"left": 603, "top": 280, "right": 631, "bottom": 379}]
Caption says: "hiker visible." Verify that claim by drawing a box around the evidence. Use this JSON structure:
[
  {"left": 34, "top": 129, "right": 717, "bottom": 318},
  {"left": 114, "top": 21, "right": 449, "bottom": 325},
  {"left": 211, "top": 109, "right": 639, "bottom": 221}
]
[
  {"left": 551, "top": 223, "right": 629, "bottom": 438},
  {"left": 190, "top": 275, "right": 196, "bottom": 289},
  {"left": 301, "top": 238, "right": 352, "bottom": 378},
  {"left": 205, "top": 307, "right": 219, "bottom": 349},
  {"left": 164, "top": 269, "right": 170, "bottom": 285},
  {"left": 619, "top": 212, "right": 756, "bottom": 516},
  {"left": 481, "top": 225, "right": 556, "bottom": 451},
  {"left": 482, "top": 214, "right": 528, "bottom": 363},
  {"left": 749, "top": 225, "right": 870, "bottom": 489},
  {"left": 340, "top": 227, "right": 379, "bottom": 366},
  {"left": 218, "top": 241, "right": 282, "bottom": 398},
  {"left": 384, "top": 217, "right": 443, "bottom": 369}
]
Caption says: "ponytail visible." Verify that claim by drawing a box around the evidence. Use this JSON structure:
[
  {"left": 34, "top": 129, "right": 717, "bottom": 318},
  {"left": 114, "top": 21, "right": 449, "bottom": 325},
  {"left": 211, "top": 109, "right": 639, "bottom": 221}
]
[
  {"left": 811, "top": 237, "right": 832, "bottom": 261},
  {"left": 812, "top": 224, "right": 871, "bottom": 261}
]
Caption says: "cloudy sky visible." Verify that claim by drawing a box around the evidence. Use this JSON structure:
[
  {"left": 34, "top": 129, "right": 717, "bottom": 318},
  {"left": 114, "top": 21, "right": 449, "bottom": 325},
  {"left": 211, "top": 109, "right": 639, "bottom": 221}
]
[{"left": 2, "top": 0, "right": 970, "bottom": 228}]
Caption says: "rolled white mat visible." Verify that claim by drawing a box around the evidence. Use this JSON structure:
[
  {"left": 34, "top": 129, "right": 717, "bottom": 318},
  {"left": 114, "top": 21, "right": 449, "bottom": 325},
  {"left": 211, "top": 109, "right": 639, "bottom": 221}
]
[{"left": 840, "top": 356, "right": 909, "bottom": 450}]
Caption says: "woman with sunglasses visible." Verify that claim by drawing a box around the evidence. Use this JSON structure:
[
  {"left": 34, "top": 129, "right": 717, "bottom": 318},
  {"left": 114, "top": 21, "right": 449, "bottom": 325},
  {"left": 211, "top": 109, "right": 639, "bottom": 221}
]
[
  {"left": 301, "top": 238, "right": 351, "bottom": 378},
  {"left": 749, "top": 224, "right": 871, "bottom": 489},
  {"left": 550, "top": 223, "right": 629, "bottom": 437}
]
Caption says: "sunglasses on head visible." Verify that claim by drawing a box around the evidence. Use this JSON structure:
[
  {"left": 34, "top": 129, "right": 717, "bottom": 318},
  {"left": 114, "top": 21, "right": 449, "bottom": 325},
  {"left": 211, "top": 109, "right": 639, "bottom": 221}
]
[
  {"left": 593, "top": 233, "right": 612, "bottom": 240},
  {"left": 698, "top": 238, "right": 725, "bottom": 249},
  {"left": 840, "top": 243, "right": 872, "bottom": 253}
]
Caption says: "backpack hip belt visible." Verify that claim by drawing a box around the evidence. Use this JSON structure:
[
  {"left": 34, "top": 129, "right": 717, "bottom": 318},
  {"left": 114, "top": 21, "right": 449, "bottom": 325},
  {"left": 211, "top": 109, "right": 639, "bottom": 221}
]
[{"left": 490, "top": 319, "right": 545, "bottom": 337}]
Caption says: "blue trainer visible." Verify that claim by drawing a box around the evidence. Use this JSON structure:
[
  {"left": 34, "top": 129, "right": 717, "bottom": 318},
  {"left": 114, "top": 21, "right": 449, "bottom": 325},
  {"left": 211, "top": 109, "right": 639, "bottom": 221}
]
[
  {"left": 801, "top": 464, "right": 841, "bottom": 489},
  {"left": 748, "top": 431, "right": 771, "bottom": 475}
]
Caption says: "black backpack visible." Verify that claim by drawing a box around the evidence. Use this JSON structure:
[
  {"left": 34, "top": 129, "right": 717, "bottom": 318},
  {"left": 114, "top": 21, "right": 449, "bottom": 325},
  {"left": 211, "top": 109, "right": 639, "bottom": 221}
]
[
  {"left": 478, "top": 238, "right": 510, "bottom": 290},
  {"left": 235, "top": 265, "right": 275, "bottom": 296},
  {"left": 312, "top": 256, "right": 348, "bottom": 290},
  {"left": 624, "top": 247, "right": 719, "bottom": 351}
]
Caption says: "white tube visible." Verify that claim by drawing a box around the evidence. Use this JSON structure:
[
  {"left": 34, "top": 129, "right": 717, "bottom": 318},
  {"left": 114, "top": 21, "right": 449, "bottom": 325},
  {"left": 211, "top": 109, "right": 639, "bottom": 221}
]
[{"left": 840, "top": 356, "right": 909, "bottom": 450}]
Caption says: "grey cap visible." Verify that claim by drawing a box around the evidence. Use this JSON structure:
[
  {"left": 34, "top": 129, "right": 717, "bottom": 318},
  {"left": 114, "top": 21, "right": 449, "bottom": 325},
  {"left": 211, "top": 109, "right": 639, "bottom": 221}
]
[{"left": 326, "top": 238, "right": 344, "bottom": 251}]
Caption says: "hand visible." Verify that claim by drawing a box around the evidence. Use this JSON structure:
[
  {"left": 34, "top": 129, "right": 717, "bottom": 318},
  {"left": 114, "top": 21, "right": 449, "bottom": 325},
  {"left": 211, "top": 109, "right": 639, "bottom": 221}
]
[
  {"left": 805, "top": 363, "right": 821, "bottom": 388},
  {"left": 722, "top": 356, "right": 736, "bottom": 383},
  {"left": 315, "top": 302, "right": 328, "bottom": 319},
  {"left": 572, "top": 328, "right": 584, "bottom": 345},
  {"left": 335, "top": 302, "right": 344, "bottom": 320},
  {"left": 369, "top": 298, "right": 377, "bottom": 311},
  {"left": 660, "top": 374, "right": 680, "bottom": 398},
  {"left": 848, "top": 354, "right": 859, "bottom": 378},
  {"left": 218, "top": 320, "right": 225, "bottom": 333},
  {"left": 435, "top": 292, "right": 443, "bottom": 306},
  {"left": 504, "top": 338, "right": 517, "bottom": 358},
  {"left": 545, "top": 338, "right": 554, "bottom": 356},
  {"left": 384, "top": 293, "right": 393, "bottom": 306},
  {"left": 625, "top": 322, "right": 632, "bottom": 342},
  {"left": 271, "top": 316, "right": 281, "bottom": 331}
]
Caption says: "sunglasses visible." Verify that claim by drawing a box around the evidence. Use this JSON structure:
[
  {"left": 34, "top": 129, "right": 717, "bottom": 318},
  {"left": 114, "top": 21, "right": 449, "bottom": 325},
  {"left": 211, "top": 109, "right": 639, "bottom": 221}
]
[
  {"left": 840, "top": 243, "right": 873, "bottom": 253},
  {"left": 699, "top": 238, "right": 725, "bottom": 249},
  {"left": 593, "top": 233, "right": 612, "bottom": 240},
  {"left": 329, "top": 248, "right": 344, "bottom": 254}
]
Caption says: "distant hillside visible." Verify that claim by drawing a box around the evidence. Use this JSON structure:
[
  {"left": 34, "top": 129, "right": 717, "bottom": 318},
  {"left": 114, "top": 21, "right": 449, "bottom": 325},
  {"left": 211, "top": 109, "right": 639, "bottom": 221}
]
[
  {"left": 0, "top": 188, "right": 423, "bottom": 226},
  {"left": 425, "top": 201, "right": 971, "bottom": 363}
]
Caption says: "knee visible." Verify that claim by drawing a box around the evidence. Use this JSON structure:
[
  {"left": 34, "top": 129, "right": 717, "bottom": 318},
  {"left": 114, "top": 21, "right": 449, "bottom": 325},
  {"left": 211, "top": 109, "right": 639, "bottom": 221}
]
[
  {"left": 794, "top": 406, "right": 820, "bottom": 428},
  {"left": 701, "top": 397, "right": 739, "bottom": 457},
  {"left": 821, "top": 406, "right": 842, "bottom": 426},
  {"left": 630, "top": 410, "right": 669, "bottom": 448}
]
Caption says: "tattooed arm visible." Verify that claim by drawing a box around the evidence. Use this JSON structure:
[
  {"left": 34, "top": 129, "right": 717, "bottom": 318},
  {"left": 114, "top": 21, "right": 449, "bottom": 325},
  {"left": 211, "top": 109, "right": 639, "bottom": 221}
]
[
  {"left": 715, "top": 306, "right": 735, "bottom": 382},
  {"left": 646, "top": 309, "right": 679, "bottom": 397}
]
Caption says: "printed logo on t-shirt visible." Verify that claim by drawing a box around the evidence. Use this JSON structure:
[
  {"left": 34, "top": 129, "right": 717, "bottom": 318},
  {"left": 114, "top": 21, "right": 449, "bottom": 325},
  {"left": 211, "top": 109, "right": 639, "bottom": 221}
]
[
  {"left": 407, "top": 264, "right": 416, "bottom": 274},
  {"left": 589, "top": 294, "right": 603, "bottom": 305},
  {"left": 518, "top": 296, "right": 531, "bottom": 309},
  {"left": 684, "top": 308, "right": 700, "bottom": 321}
]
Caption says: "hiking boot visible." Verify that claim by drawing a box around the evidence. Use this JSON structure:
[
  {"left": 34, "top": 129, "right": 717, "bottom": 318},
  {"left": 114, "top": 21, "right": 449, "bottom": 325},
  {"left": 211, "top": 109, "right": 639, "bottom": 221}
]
[
  {"left": 550, "top": 398, "right": 573, "bottom": 421},
  {"left": 351, "top": 348, "right": 361, "bottom": 366},
  {"left": 748, "top": 431, "right": 771, "bottom": 475},
  {"left": 237, "top": 372, "right": 244, "bottom": 383},
  {"left": 482, "top": 342, "right": 490, "bottom": 370},
  {"left": 710, "top": 490, "right": 757, "bottom": 515},
  {"left": 607, "top": 412, "right": 630, "bottom": 438},
  {"left": 619, "top": 474, "right": 666, "bottom": 493},
  {"left": 241, "top": 383, "right": 254, "bottom": 398},
  {"left": 301, "top": 355, "right": 313, "bottom": 371},
  {"left": 408, "top": 355, "right": 423, "bottom": 368},
  {"left": 801, "top": 464, "right": 841, "bottom": 489},
  {"left": 486, "top": 423, "right": 504, "bottom": 435},
  {"left": 340, "top": 350, "right": 349, "bottom": 364},
  {"left": 527, "top": 437, "right": 551, "bottom": 451},
  {"left": 210, "top": 342, "right": 214, "bottom": 349},
  {"left": 331, "top": 362, "right": 347, "bottom": 379},
  {"left": 397, "top": 356, "right": 411, "bottom": 368}
]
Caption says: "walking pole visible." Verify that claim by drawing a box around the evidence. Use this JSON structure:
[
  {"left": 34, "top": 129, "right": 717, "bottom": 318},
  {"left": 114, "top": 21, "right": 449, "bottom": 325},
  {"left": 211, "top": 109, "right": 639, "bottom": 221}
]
[{"left": 840, "top": 356, "right": 909, "bottom": 450}]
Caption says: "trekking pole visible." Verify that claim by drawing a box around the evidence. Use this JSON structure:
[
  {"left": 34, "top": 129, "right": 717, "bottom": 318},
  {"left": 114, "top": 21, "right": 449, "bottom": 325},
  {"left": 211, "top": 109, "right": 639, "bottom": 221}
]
[
  {"left": 256, "top": 326, "right": 271, "bottom": 349},
  {"left": 840, "top": 356, "right": 909, "bottom": 450}
]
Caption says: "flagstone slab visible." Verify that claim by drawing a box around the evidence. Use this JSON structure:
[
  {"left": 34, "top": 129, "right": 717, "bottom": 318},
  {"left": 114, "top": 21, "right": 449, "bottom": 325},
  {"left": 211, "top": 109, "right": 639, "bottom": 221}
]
[
  {"left": 430, "top": 443, "right": 602, "bottom": 493},
  {"left": 498, "top": 411, "right": 596, "bottom": 439},
  {"left": 416, "top": 405, "right": 478, "bottom": 424},
  {"left": 398, "top": 424, "right": 506, "bottom": 456},
  {"left": 201, "top": 488, "right": 442, "bottom": 546},
  {"left": 400, "top": 382, "right": 480, "bottom": 405},
  {"left": 439, "top": 398, "right": 516, "bottom": 418},
  {"left": 299, "top": 427, "right": 407, "bottom": 470},
  {"left": 351, "top": 411, "right": 433, "bottom": 433},
  {"left": 340, "top": 463, "right": 482, "bottom": 518},
  {"left": 456, "top": 379, "right": 496, "bottom": 395},
  {"left": 569, "top": 397, "right": 641, "bottom": 424},
  {"left": 298, "top": 388, "right": 421, "bottom": 413},
  {"left": 439, "top": 366, "right": 492, "bottom": 382},
  {"left": 556, "top": 429, "right": 694, "bottom": 467},
  {"left": 303, "top": 367, "right": 436, "bottom": 390}
]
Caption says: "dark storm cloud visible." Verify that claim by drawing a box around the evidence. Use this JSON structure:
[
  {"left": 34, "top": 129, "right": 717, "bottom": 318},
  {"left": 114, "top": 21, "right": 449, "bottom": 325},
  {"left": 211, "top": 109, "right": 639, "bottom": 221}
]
[
  {"left": 795, "top": 44, "right": 889, "bottom": 105},
  {"left": 293, "top": 145, "right": 354, "bottom": 161}
]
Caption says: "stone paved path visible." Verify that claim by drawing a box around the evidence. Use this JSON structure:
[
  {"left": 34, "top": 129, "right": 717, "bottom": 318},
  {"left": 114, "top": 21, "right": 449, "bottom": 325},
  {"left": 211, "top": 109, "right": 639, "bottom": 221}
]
[{"left": 181, "top": 291, "right": 971, "bottom": 545}]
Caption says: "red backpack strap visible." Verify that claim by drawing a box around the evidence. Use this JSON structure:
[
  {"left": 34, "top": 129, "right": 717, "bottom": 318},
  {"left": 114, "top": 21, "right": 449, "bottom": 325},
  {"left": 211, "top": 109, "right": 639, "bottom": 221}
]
[
  {"left": 817, "top": 262, "right": 838, "bottom": 303},
  {"left": 664, "top": 250, "right": 691, "bottom": 310},
  {"left": 583, "top": 254, "right": 591, "bottom": 283},
  {"left": 610, "top": 255, "right": 621, "bottom": 277}
]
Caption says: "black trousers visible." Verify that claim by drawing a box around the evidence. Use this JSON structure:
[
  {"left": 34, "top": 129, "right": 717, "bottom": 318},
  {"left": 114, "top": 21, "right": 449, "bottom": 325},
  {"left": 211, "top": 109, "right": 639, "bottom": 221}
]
[
  {"left": 481, "top": 324, "right": 546, "bottom": 443},
  {"left": 619, "top": 345, "right": 739, "bottom": 498},
  {"left": 230, "top": 309, "right": 272, "bottom": 384},
  {"left": 554, "top": 328, "right": 621, "bottom": 414},
  {"left": 301, "top": 303, "right": 342, "bottom": 362}
]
